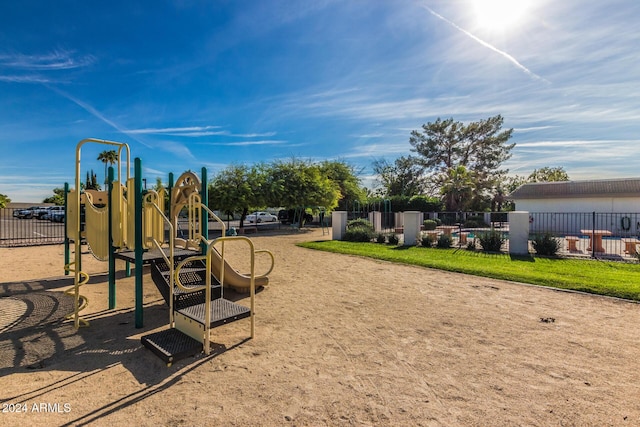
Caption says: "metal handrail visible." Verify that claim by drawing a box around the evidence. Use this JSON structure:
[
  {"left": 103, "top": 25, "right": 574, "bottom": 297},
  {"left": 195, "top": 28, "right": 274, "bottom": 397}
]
[{"left": 146, "top": 199, "right": 175, "bottom": 325}]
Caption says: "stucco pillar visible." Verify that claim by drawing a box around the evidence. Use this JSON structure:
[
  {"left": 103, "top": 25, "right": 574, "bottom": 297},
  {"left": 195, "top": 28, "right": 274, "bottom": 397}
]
[
  {"left": 332, "top": 211, "right": 348, "bottom": 240},
  {"left": 369, "top": 211, "right": 382, "bottom": 232},
  {"left": 508, "top": 211, "right": 530, "bottom": 255},
  {"left": 403, "top": 211, "right": 422, "bottom": 246}
]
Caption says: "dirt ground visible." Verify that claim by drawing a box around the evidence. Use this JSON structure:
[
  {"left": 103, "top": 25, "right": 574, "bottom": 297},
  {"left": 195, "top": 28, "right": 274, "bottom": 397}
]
[{"left": 1, "top": 228, "right": 639, "bottom": 426}]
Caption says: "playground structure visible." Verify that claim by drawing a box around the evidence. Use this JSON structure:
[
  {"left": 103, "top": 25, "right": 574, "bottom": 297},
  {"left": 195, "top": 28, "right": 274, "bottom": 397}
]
[{"left": 64, "top": 138, "right": 274, "bottom": 364}]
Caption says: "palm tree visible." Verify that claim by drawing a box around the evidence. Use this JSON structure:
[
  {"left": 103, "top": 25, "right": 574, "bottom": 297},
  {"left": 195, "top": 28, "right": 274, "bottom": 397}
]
[
  {"left": 440, "top": 165, "right": 475, "bottom": 212},
  {"left": 97, "top": 150, "right": 118, "bottom": 184}
]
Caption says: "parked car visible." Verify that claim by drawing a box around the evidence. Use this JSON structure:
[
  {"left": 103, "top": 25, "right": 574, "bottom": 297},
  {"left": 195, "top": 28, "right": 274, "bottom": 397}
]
[
  {"left": 278, "top": 209, "right": 291, "bottom": 224},
  {"left": 246, "top": 211, "right": 278, "bottom": 223},
  {"left": 44, "top": 206, "right": 65, "bottom": 221},
  {"left": 277, "top": 209, "right": 313, "bottom": 225},
  {"left": 13, "top": 206, "right": 42, "bottom": 219},
  {"left": 49, "top": 211, "right": 65, "bottom": 223}
]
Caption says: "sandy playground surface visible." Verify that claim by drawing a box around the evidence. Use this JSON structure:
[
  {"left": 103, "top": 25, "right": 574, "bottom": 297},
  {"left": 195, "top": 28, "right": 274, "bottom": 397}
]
[{"left": 1, "top": 228, "right": 639, "bottom": 426}]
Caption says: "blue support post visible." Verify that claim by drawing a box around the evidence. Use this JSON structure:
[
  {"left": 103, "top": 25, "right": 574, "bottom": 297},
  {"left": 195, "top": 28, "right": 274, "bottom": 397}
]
[
  {"left": 168, "top": 172, "right": 174, "bottom": 223},
  {"left": 135, "top": 158, "right": 144, "bottom": 328},
  {"left": 201, "top": 167, "right": 208, "bottom": 255},
  {"left": 64, "top": 182, "right": 70, "bottom": 275},
  {"left": 108, "top": 166, "right": 116, "bottom": 309}
]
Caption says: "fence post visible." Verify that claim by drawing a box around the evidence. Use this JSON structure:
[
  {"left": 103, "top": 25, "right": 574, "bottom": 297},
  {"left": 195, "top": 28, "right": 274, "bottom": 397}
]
[
  {"left": 508, "top": 211, "right": 530, "bottom": 255},
  {"left": 403, "top": 211, "right": 422, "bottom": 246},
  {"left": 592, "top": 211, "right": 596, "bottom": 258},
  {"left": 484, "top": 212, "right": 492, "bottom": 227},
  {"left": 332, "top": 211, "right": 348, "bottom": 240},
  {"left": 369, "top": 211, "right": 382, "bottom": 232}
]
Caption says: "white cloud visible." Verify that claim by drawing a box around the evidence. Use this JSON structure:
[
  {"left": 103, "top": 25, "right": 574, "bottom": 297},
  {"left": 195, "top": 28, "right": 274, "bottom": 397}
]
[
  {"left": 128, "top": 125, "right": 223, "bottom": 135},
  {"left": 0, "top": 50, "right": 95, "bottom": 70},
  {"left": 197, "top": 140, "right": 287, "bottom": 146},
  {"left": 0, "top": 74, "right": 53, "bottom": 84}
]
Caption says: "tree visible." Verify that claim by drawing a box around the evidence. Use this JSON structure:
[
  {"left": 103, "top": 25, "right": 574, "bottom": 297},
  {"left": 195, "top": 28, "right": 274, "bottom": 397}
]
[
  {"left": 410, "top": 115, "right": 514, "bottom": 211},
  {"left": 208, "top": 164, "right": 266, "bottom": 229},
  {"left": 43, "top": 188, "right": 65, "bottom": 205},
  {"left": 318, "top": 160, "right": 366, "bottom": 210},
  {"left": 439, "top": 165, "right": 475, "bottom": 212},
  {"left": 264, "top": 159, "right": 340, "bottom": 225},
  {"left": 0, "top": 193, "right": 11, "bottom": 208},
  {"left": 371, "top": 156, "right": 428, "bottom": 197},
  {"left": 527, "top": 167, "right": 569, "bottom": 183},
  {"left": 84, "top": 169, "right": 101, "bottom": 191},
  {"left": 97, "top": 150, "right": 118, "bottom": 184}
]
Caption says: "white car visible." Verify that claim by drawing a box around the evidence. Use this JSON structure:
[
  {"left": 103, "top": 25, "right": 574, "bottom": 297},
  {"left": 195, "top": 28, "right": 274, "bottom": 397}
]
[{"left": 246, "top": 211, "right": 278, "bottom": 223}]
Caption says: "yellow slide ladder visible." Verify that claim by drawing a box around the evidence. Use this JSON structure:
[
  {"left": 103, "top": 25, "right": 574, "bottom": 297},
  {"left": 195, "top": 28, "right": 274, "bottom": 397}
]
[{"left": 63, "top": 262, "right": 90, "bottom": 328}]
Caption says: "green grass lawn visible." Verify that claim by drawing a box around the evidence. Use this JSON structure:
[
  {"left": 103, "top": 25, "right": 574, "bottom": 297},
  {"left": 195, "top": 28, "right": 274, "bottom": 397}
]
[{"left": 298, "top": 241, "right": 640, "bottom": 301}]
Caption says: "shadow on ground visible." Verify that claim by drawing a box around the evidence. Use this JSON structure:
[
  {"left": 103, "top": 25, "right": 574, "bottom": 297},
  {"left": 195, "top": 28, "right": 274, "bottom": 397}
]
[{"left": 0, "top": 275, "right": 254, "bottom": 381}]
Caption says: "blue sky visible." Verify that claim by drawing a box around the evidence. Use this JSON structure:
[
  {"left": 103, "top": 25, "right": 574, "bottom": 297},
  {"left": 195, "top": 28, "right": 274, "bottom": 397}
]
[{"left": 1, "top": 0, "right": 639, "bottom": 203}]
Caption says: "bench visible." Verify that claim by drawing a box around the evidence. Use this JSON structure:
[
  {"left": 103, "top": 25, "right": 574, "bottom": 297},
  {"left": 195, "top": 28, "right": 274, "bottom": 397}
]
[
  {"left": 621, "top": 238, "right": 640, "bottom": 254},
  {"left": 565, "top": 236, "right": 580, "bottom": 251}
]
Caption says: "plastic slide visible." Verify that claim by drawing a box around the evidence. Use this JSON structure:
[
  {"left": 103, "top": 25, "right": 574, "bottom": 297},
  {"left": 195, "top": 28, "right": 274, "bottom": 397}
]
[{"left": 209, "top": 247, "right": 269, "bottom": 292}]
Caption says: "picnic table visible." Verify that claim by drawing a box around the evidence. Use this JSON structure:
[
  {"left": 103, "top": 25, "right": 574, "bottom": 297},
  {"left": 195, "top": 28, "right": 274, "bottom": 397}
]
[
  {"left": 580, "top": 229, "right": 612, "bottom": 253},
  {"left": 621, "top": 238, "right": 640, "bottom": 254},
  {"left": 436, "top": 225, "right": 459, "bottom": 236}
]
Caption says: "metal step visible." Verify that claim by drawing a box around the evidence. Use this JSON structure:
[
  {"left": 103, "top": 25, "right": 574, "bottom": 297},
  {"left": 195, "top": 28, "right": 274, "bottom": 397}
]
[
  {"left": 176, "top": 298, "right": 251, "bottom": 328},
  {"left": 140, "top": 328, "right": 203, "bottom": 366},
  {"left": 149, "top": 259, "right": 221, "bottom": 310}
]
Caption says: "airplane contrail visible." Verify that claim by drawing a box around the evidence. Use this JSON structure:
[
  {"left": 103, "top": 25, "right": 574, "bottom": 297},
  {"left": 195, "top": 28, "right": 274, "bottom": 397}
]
[
  {"left": 422, "top": 5, "right": 550, "bottom": 84},
  {"left": 45, "top": 84, "right": 152, "bottom": 148}
]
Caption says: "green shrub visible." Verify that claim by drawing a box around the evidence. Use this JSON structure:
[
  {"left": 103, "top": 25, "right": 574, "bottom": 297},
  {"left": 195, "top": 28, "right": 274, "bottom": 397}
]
[
  {"left": 347, "top": 218, "right": 374, "bottom": 231},
  {"left": 532, "top": 233, "right": 561, "bottom": 256},
  {"left": 463, "top": 220, "right": 480, "bottom": 228},
  {"left": 440, "top": 214, "right": 456, "bottom": 225},
  {"left": 388, "top": 234, "right": 400, "bottom": 245},
  {"left": 466, "top": 240, "right": 476, "bottom": 251},
  {"left": 423, "top": 219, "right": 437, "bottom": 230},
  {"left": 408, "top": 195, "right": 442, "bottom": 212},
  {"left": 375, "top": 233, "right": 386, "bottom": 244},
  {"left": 421, "top": 234, "right": 435, "bottom": 247},
  {"left": 464, "top": 215, "right": 488, "bottom": 228},
  {"left": 433, "top": 217, "right": 443, "bottom": 226},
  {"left": 436, "top": 234, "right": 452, "bottom": 248},
  {"left": 343, "top": 226, "right": 374, "bottom": 242},
  {"left": 478, "top": 230, "right": 505, "bottom": 252}
]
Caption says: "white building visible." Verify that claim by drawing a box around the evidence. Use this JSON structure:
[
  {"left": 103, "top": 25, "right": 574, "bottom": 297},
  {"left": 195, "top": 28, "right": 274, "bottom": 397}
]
[{"left": 508, "top": 178, "right": 640, "bottom": 235}]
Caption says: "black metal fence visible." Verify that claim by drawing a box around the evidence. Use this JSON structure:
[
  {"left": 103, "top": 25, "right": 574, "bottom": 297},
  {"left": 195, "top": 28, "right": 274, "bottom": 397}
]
[
  {"left": 347, "top": 211, "right": 509, "bottom": 235},
  {"left": 529, "top": 212, "right": 640, "bottom": 259},
  {"left": 343, "top": 210, "right": 639, "bottom": 259},
  {"left": 0, "top": 208, "right": 65, "bottom": 247}
]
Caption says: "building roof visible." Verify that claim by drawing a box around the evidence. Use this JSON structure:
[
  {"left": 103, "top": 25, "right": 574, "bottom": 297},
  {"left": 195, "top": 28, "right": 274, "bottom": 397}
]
[{"left": 508, "top": 178, "right": 640, "bottom": 200}]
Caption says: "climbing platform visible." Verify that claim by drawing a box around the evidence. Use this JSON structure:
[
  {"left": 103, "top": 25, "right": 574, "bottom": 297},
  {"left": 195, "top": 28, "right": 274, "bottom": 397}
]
[
  {"left": 177, "top": 298, "right": 251, "bottom": 329},
  {"left": 149, "top": 258, "right": 222, "bottom": 309},
  {"left": 141, "top": 255, "right": 249, "bottom": 365},
  {"left": 140, "top": 328, "right": 202, "bottom": 366},
  {"left": 114, "top": 247, "right": 199, "bottom": 264}
]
